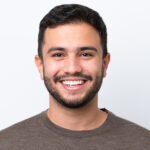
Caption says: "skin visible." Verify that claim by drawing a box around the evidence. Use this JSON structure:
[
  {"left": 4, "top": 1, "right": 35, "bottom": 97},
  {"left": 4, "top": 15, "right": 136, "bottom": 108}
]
[{"left": 35, "top": 22, "right": 110, "bottom": 131}]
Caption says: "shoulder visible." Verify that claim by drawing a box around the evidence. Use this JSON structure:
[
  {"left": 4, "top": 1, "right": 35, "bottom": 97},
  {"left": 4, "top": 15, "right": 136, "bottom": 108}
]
[
  {"left": 0, "top": 111, "right": 44, "bottom": 149},
  {"left": 107, "top": 111, "right": 150, "bottom": 148}
]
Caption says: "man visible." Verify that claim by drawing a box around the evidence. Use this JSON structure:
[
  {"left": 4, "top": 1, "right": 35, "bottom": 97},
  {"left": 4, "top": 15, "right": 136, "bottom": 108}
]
[{"left": 0, "top": 4, "right": 149, "bottom": 150}]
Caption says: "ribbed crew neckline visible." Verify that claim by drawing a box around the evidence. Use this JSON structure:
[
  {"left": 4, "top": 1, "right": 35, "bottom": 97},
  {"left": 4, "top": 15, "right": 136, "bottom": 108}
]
[{"left": 41, "top": 108, "right": 114, "bottom": 138}]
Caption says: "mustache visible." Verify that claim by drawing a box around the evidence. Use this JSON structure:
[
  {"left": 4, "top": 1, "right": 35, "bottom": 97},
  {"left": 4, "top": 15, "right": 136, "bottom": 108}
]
[{"left": 54, "top": 72, "right": 93, "bottom": 83}]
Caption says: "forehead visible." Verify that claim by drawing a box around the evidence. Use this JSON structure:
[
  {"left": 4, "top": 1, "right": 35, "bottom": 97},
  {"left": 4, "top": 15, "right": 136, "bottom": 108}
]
[{"left": 43, "top": 22, "right": 102, "bottom": 52}]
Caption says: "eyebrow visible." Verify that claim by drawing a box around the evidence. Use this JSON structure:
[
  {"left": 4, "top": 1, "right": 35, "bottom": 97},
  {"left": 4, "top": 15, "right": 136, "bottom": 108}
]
[
  {"left": 47, "top": 46, "right": 98, "bottom": 54},
  {"left": 79, "top": 46, "right": 98, "bottom": 52},
  {"left": 47, "top": 47, "right": 65, "bottom": 54}
]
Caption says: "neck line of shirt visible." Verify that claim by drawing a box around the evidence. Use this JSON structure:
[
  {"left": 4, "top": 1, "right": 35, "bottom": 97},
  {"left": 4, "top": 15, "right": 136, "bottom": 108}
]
[{"left": 41, "top": 108, "right": 114, "bottom": 138}]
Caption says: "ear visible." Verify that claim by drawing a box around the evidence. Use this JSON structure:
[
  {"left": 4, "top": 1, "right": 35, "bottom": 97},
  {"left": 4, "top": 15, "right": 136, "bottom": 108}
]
[
  {"left": 103, "top": 53, "right": 110, "bottom": 77},
  {"left": 35, "top": 55, "right": 44, "bottom": 80}
]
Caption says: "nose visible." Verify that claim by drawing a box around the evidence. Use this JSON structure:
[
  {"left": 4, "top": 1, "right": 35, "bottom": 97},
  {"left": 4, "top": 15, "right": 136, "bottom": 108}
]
[{"left": 63, "top": 56, "right": 82, "bottom": 74}]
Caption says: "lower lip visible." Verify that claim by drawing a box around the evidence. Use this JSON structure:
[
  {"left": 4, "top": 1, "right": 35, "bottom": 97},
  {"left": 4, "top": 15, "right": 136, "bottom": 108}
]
[{"left": 60, "top": 81, "right": 87, "bottom": 91}]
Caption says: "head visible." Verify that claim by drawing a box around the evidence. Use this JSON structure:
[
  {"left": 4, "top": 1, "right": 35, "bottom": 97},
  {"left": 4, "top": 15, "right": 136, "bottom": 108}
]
[
  {"left": 35, "top": 4, "right": 110, "bottom": 109},
  {"left": 38, "top": 4, "right": 108, "bottom": 60}
]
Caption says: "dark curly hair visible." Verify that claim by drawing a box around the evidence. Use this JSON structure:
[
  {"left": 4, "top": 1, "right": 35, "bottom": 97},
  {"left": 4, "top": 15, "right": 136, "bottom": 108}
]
[{"left": 38, "top": 4, "right": 108, "bottom": 60}]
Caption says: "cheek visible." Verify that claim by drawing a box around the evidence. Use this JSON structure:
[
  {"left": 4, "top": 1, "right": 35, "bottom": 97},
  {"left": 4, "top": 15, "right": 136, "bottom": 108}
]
[
  {"left": 44, "top": 61, "right": 60, "bottom": 77},
  {"left": 82, "top": 59, "right": 102, "bottom": 75}
]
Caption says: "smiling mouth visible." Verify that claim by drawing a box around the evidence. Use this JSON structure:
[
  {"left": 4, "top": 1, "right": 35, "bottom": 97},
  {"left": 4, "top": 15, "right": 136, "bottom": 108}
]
[
  {"left": 59, "top": 79, "right": 88, "bottom": 91},
  {"left": 61, "top": 80, "right": 86, "bottom": 86}
]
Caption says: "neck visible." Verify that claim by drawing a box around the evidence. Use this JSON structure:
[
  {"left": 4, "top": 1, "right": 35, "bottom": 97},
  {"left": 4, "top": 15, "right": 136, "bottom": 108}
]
[{"left": 47, "top": 95, "right": 107, "bottom": 131}]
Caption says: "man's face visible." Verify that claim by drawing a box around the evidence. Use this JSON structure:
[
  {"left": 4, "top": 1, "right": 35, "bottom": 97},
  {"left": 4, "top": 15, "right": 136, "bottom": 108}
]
[{"left": 35, "top": 22, "right": 110, "bottom": 108}]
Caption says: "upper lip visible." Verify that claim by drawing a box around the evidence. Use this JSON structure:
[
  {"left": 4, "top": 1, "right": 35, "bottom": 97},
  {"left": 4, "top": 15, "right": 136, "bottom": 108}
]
[{"left": 59, "top": 78, "right": 87, "bottom": 82}]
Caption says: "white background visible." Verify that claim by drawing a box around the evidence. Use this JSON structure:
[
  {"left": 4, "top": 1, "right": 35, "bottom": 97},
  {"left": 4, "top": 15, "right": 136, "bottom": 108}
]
[{"left": 0, "top": 0, "right": 150, "bottom": 130}]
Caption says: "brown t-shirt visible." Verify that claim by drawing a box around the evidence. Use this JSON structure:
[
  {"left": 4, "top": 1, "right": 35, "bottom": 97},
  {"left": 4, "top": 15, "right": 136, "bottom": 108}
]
[{"left": 0, "top": 109, "right": 150, "bottom": 150}]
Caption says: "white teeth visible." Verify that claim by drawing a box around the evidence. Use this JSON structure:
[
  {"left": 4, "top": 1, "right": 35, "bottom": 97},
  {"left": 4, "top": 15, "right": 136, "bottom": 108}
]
[{"left": 62, "top": 80, "right": 84, "bottom": 86}]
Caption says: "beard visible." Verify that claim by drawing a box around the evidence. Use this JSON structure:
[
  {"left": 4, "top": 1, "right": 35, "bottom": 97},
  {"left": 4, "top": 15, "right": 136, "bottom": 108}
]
[{"left": 43, "top": 68, "right": 104, "bottom": 109}]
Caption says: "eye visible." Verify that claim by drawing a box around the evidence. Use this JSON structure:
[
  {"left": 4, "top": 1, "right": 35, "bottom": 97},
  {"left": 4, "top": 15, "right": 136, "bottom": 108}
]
[
  {"left": 82, "top": 53, "right": 92, "bottom": 57},
  {"left": 52, "top": 53, "right": 63, "bottom": 57}
]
